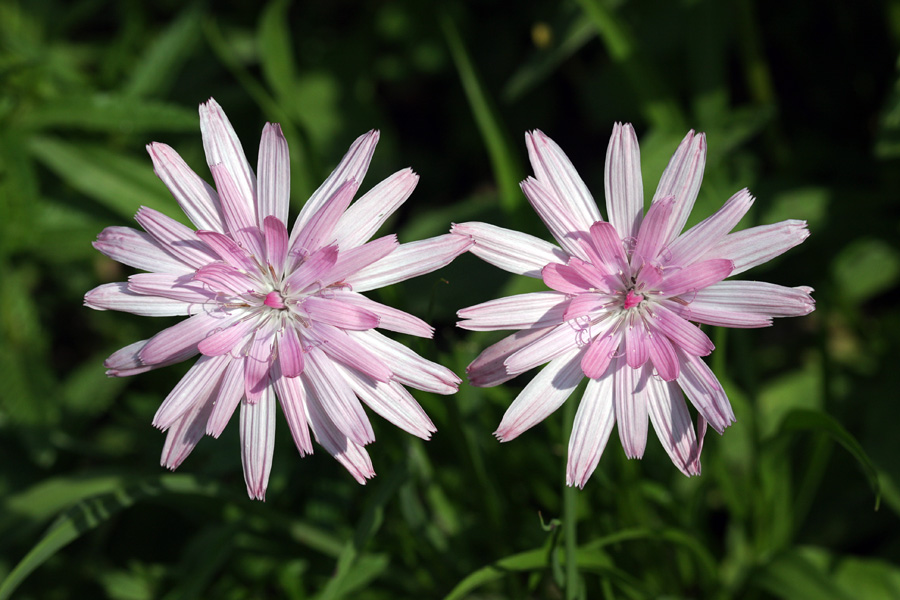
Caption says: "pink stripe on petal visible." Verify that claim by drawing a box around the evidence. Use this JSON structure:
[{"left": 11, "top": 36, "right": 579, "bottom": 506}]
[
  {"left": 289, "top": 178, "right": 358, "bottom": 261},
  {"left": 244, "top": 328, "right": 276, "bottom": 403},
  {"left": 604, "top": 123, "right": 644, "bottom": 241},
  {"left": 277, "top": 325, "right": 305, "bottom": 378},
  {"left": 346, "top": 234, "right": 472, "bottom": 293},
  {"left": 160, "top": 387, "right": 216, "bottom": 471},
  {"left": 304, "top": 348, "right": 375, "bottom": 446},
  {"left": 351, "top": 330, "right": 460, "bottom": 394},
  {"left": 466, "top": 327, "right": 555, "bottom": 387},
  {"left": 566, "top": 376, "right": 616, "bottom": 488},
  {"left": 588, "top": 221, "right": 628, "bottom": 273},
  {"left": 147, "top": 142, "right": 226, "bottom": 232},
  {"left": 542, "top": 262, "right": 592, "bottom": 294},
  {"left": 303, "top": 296, "right": 380, "bottom": 330},
  {"left": 198, "top": 314, "right": 261, "bottom": 356},
  {"left": 152, "top": 354, "right": 230, "bottom": 430},
  {"left": 505, "top": 322, "right": 581, "bottom": 376},
  {"left": 652, "top": 130, "right": 706, "bottom": 245},
  {"left": 273, "top": 362, "right": 313, "bottom": 456},
  {"left": 614, "top": 358, "right": 649, "bottom": 458},
  {"left": 127, "top": 273, "right": 216, "bottom": 304},
  {"left": 648, "top": 331, "right": 680, "bottom": 381},
  {"left": 263, "top": 215, "right": 289, "bottom": 277},
  {"left": 664, "top": 188, "right": 754, "bottom": 267},
  {"left": 451, "top": 221, "right": 568, "bottom": 278},
  {"left": 334, "top": 168, "right": 418, "bottom": 249},
  {"left": 676, "top": 352, "right": 735, "bottom": 433},
  {"left": 206, "top": 358, "right": 244, "bottom": 437},
  {"left": 632, "top": 196, "right": 674, "bottom": 268},
  {"left": 563, "top": 293, "right": 605, "bottom": 322},
  {"left": 706, "top": 220, "right": 809, "bottom": 276},
  {"left": 141, "top": 310, "right": 236, "bottom": 365},
  {"left": 305, "top": 384, "right": 375, "bottom": 483},
  {"left": 649, "top": 304, "right": 714, "bottom": 356},
  {"left": 293, "top": 130, "right": 379, "bottom": 239},
  {"left": 526, "top": 131, "right": 602, "bottom": 232},
  {"left": 329, "top": 291, "right": 434, "bottom": 337},
  {"left": 283, "top": 245, "right": 339, "bottom": 294},
  {"left": 581, "top": 329, "right": 621, "bottom": 379},
  {"left": 340, "top": 366, "right": 436, "bottom": 440},
  {"left": 459, "top": 292, "right": 569, "bottom": 331},
  {"left": 240, "top": 386, "right": 276, "bottom": 500},
  {"left": 134, "top": 207, "right": 219, "bottom": 268},
  {"left": 309, "top": 324, "right": 391, "bottom": 382},
  {"left": 85, "top": 282, "right": 196, "bottom": 317},
  {"left": 646, "top": 377, "right": 701, "bottom": 476},
  {"left": 200, "top": 98, "right": 257, "bottom": 212},
  {"left": 520, "top": 177, "right": 589, "bottom": 260},
  {"left": 195, "top": 230, "right": 258, "bottom": 272},
  {"left": 104, "top": 339, "right": 189, "bottom": 377},
  {"left": 666, "top": 300, "right": 773, "bottom": 328},
  {"left": 624, "top": 321, "right": 650, "bottom": 368},
  {"left": 209, "top": 164, "right": 264, "bottom": 258},
  {"left": 495, "top": 348, "right": 584, "bottom": 442},
  {"left": 94, "top": 226, "right": 191, "bottom": 274},
  {"left": 690, "top": 280, "right": 815, "bottom": 317},
  {"left": 323, "top": 234, "right": 398, "bottom": 288},
  {"left": 257, "top": 123, "right": 290, "bottom": 225},
  {"left": 566, "top": 256, "right": 614, "bottom": 291},
  {"left": 657, "top": 258, "right": 733, "bottom": 298},
  {"left": 193, "top": 262, "right": 259, "bottom": 295}
]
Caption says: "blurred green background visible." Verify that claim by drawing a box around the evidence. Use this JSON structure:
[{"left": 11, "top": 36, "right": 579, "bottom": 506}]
[{"left": 1, "top": 0, "right": 899, "bottom": 598}]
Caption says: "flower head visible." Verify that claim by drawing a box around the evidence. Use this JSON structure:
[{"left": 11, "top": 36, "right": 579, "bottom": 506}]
[
  {"left": 455, "top": 124, "right": 814, "bottom": 487},
  {"left": 86, "top": 98, "right": 470, "bottom": 499}
]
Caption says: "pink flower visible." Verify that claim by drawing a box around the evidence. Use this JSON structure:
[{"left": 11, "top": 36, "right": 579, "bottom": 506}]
[
  {"left": 85, "top": 98, "right": 470, "bottom": 500},
  {"left": 454, "top": 124, "right": 814, "bottom": 487}
]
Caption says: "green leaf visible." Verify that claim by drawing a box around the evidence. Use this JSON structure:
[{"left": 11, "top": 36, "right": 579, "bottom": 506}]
[
  {"left": 753, "top": 547, "right": 855, "bottom": 600},
  {"left": 124, "top": 8, "right": 202, "bottom": 98},
  {"left": 439, "top": 11, "right": 522, "bottom": 215},
  {"left": 777, "top": 409, "right": 881, "bottom": 509},
  {"left": 832, "top": 237, "right": 900, "bottom": 305},
  {"left": 258, "top": 0, "right": 297, "bottom": 105},
  {"left": 20, "top": 95, "right": 199, "bottom": 132},
  {"left": 29, "top": 136, "right": 182, "bottom": 222}
]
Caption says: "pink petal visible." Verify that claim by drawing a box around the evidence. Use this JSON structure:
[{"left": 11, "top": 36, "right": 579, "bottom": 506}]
[
  {"left": 104, "top": 339, "right": 183, "bottom": 377},
  {"left": 283, "top": 245, "right": 339, "bottom": 295},
  {"left": 649, "top": 304, "right": 714, "bottom": 356},
  {"left": 327, "top": 290, "right": 434, "bottom": 337},
  {"left": 526, "top": 130, "right": 602, "bottom": 232},
  {"left": 563, "top": 292, "right": 605, "bottom": 322},
  {"left": 664, "top": 299, "right": 773, "bottom": 328},
  {"left": 160, "top": 386, "right": 216, "bottom": 471},
  {"left": 466, "top": 327, "right": 556, "bottom": 387},
  {"left": 147, "top": 142, "right": 226, "bottom": 232},
  {"left": 277, "top": 324, "right": 305, "bottom": 378},
  {"left": 663, "top": 189, "right": 754, "bottom": 267},
  {"left": 704, "top": 220, "right": 810, "bottom": 276},
  {"left": 688, "top": 280, "right": 815, "bottom": 317},
  {"left": 613, "top": 358, "right": 649, "bottom": 458},
  {"left": 263, "top": 215, "right": 289, "bottom": 277},
  {"left": 588, "top": 221, "right": 628, "bottom": 274},
  {"left": 257, "top": 123, "right": 290, "bottom": 225},
  {"left": 209, "top": 164, "right": 264, "bottom": 259},
  {"left": 273, "top": 362, "right": 313, "bottom": 455},
  {"left": 520, "top": 176, "right": 590, "bottom": 260},
  {"left": 140, "top": 310, "right": 237, "bottom": 365},
  {"left": 93, "top": 226, "right": 191, "bottom": 274},
  {"left": 566, "top": 376, "right": 616, "bottom": 488},
  {"left": 152, "top": 354, "right": 230, "bottom": 430},
  {"left": 505, "top": 322, "right": 581, "bottom": 376},
  {"left": 289, "top": 179, "right": 359, "bottom": 260},
  {"left": 197, "top": 314, "right": 261, "bottom": 356},
  {"left": 451, "top": 221, "right": 567, "bottom": 278},
  {"left": 581, "top": 328, "right": 621, "bottom": 379},
  {"left": 244, "top": 328, "right": 276, "bottom": 403},
  {"left": 346, "top": 233, "right": 473, "bottom": 293},
  {"left": 542, "top": 262, "right": 592, "bottom": 294},
  {"left": 127, "top": 273, "right": 216, "bottom": 304},
  {"left": 303, "top": 348, "right": 375, "bottom": 446},
  {"left": 624, "top": 320, "right": 650, "bottom": 368},
  {"left": 308, "top": 324, "right": 391, "bottom": 382},
  {"left": 193, "top": 262, "right": 260, "bottom": 296},
  {"left": 340, "top": 366, "right": 436, "bottom": 440},
  {"left": 322, "top": 234, "right": 398, "bottom": 288},
  {"left": 657, "top": 258, "right": 734, "bottom": 298},
  {"left": 675, "top": 352, "right": 735, "bottom": 433},
  {"left": 206, "top": 358, "right": 244, "bottom": 437},
  {"left": 494, "top": 348, "right": 584, "bottom": 442},
  {"left": 85, "top": 282, "right": 195, "bottom": 317},
  {"left": 604, "top": 123, "right": 644, "bottom": 241},
  {"left": 195, "top": 230, "right": 258, "bottom": 273},
  {"left": 334, "top": 168, "right": 418, "bottom": 249},
  {"left": 632, "top": 196, "right": 675, "bottom": 268},
  {"left": 646, "top": 376, "right": 701, "bottom": 476},
  {"left": 652, "top": 130, "right": 706, "bottom": 245},
  {"left": 648, "top": 330, "right": 680, "bottom": 381},
  {"left": 199, "top": 98, "right": 257, "bottom": 214},
  {"left": 303, "top": 296, "right": 380, "bottom": 330},
  {"left": 304, "top": 384, "right": 375, "bottom": 483},
  {"left": 240, "top": 386, "right": 276, "bottom": 500},
  {"left": 134, "top": 206, "right": 219, "bottom": 268},
  {"left": 351, "top": 330, "right": 460, "bottom": 394},
  {"left": 458, "top": 292, "right": 569, "bottom": 331},
  {"left": 292, "top": 130, "right": 379, "bottom": 238}
]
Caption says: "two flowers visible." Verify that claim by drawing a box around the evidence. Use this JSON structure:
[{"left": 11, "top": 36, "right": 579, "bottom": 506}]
[{"left": 85, "top": 99, "right": 813, "bottom": 499}]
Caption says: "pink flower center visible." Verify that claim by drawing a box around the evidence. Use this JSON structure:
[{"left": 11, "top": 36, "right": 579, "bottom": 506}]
[
  {"left": 264, "top": 291, "right": 286, "bottom": 309},
  {"left": 623, "top": 289, "right": 644, "bottom": 310}
]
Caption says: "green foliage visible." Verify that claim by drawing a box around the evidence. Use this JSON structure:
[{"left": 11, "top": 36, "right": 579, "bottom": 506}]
[{"left": 1, "top": 0, "right": 898, "bottom": 598}]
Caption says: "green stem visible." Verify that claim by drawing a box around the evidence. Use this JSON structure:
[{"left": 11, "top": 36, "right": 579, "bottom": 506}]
[{"left": 563, "top": 397, "right": 580, "bottom": 600}]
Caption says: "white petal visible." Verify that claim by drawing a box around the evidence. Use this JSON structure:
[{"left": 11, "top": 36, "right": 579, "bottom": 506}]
[
  {"left": 646, "top": 377, "right": 701, "bottom": 476},
  {"left": 273, "top": 363, "right": 313, "bottom": 455},
  {"left": 451, "top": 221, "right": 567, "bottom": 277},
  {"left": 458, "top": 291, "right": 569, "bottom": 331},
  {"left": 93, "top": 226, "right": 192, "bottom": 274},
  {"left": 652, "top": 130, "right": 706, "bottom": 245},
  {"left": 504, "top": 322, "right": 580, "bottom": 375},
  {"left": 566, "top": 376, "right": 616, "bottom": 488},
  {"left": 675, "top": 352, "right": 735, "bottom": 433},
  {"left": 604, "top": 123, "right": 644, "bottom": 241},
  {"left": 328, "top": 290, "right": 433, "bottom": 337},
  {"left": 663, "top": 189, "right": 754, "bottom": 268},
  {"left": 334, "top": 168, "right": 419, "bottom": 249},
  {"left": 206, "top": 358, "right": 244, "bottom": 438},
  {"left": 339, "top": 365, "right": 436, "bottom": 440},
  {"left": 704, "top": 219, "right": 810, "bottom": 276},
  {"left": 152, "top": 354, "right": 231, "bottom": 430},
  {"left": 240, "top": 385, "right": 276, "bottom": 500},
  {"left": 349, "top": 330, "right": 460, "bottom": 395},
  {"left": 466, "top": 327, "right": 556, "bottom": 387},
  {"left": 160, "top": 386, "right": 216, "bottom": 471},
  {"left": 614, "top": 358, "right": 649, "bottom": 459},
  {"left": 257, "top": 123, "right": 290, "bottom": 225},
  {"left": 304, "top": 381, "right": 375, "bottom": 483},
  {"left": 303, "top": 348, "right": 375, "bottom": 446},
  {"left": 199, "top": 98, "right": 257, "bottom": 213},
  {"left": 346, "top": 233, "right": 472, "bottom": 292},
  {"left": 85, "top": 282, "right": 197, "bottom": 317},
  {"left": 147, "top": 142, "right": 226, "bottom": 232},
  {"left": 520, "top": 177, "right": 591, "bottom": 260}
]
